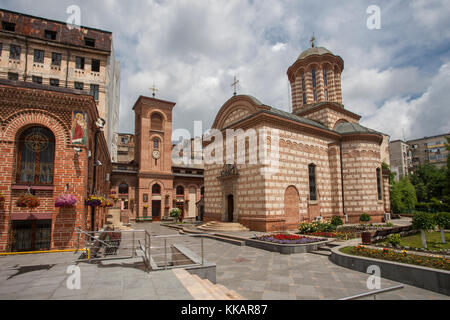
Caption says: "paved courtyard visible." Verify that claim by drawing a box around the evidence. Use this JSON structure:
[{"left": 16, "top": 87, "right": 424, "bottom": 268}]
[{"left": 0, "top": 222, "right": 448, "bottom": 300}]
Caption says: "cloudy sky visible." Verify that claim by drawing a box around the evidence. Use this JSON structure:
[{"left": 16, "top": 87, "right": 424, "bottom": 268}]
[{"left": 2, "top": 0, "right": 449, "bottom": 141}]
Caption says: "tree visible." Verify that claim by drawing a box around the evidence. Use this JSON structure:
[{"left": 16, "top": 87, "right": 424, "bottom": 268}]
[
  {"left": 412, "top": 212, "right": 435, "bottom": 248},
  {"left": 390, "top": 177, "right": 417, "bottom": 213},
  {"left": 435, "top": 212, "right": 450, "bottom": 244},
  {"left": 170, "top": 208, "right": 182, "bottom": 223},
  {"left": 443, "top": 137, "right": 450, "bottom": 204},
  {"left": 410, "top": 164, "right": 446, "bottom": 202}
]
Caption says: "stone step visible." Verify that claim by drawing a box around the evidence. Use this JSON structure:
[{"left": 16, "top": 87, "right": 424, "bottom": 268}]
[
  {"left": 310, "top": 250, "right": 332, "bottom": 257},
  {"left": 197, "top": 277, "right": 231, "bottom": 300},
  {"left": 172, "top": 269, "right": 215, "bottom": 300},
  {"left": 208, "top": 235, "right": 246, "bottom": 246}
]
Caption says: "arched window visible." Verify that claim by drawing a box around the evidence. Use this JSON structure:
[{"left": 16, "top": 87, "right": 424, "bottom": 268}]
[
  {"left": 376, "top": 168, "right": 383, "bottom": 201},
  {"left": 152, "top": 184, "right": 161, "bottom": 195},
  {"left": 153, "top": 138, "right": 160, "bottom": 149},
  {"left": 151, "top": 113, "right": 163, "bottom": 131},
  {"left": 311, "top": 69, "right": 317, "bottom": 102},
  {"left": 301, "top": 73, "right": 307, "bottom": 105},
  {"left": 119, "top": 183, "right": 129, "bottom": 194},
  {"left": 323, "top": 68, "right": 329, "bottom": 101},
  {"left": 308, "top": 164, "right": 317, "bottom": 201},
  {"left": 176, "top": 186, "right": 184, "bottom": 196},
  {"left": 17, "top": 126, "right": 55, "bottom": 184}
]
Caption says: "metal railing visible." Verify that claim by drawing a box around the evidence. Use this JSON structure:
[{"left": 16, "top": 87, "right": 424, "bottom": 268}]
[
  {"left": 338, "top": 285, "right": 404, "bottom": 300},
  {"left": 74, "top": 228, "right": 210, "bottom": 272}
]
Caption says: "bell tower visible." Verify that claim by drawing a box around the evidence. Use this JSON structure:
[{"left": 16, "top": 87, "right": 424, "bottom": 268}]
[{"left": 287, "top": 44, "right": 344, "bottom": 114}]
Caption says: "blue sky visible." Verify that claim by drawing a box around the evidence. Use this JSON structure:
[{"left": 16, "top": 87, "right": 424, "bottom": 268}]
[{"left": 1, "top": 0, "right": 449, "bottom": 141}]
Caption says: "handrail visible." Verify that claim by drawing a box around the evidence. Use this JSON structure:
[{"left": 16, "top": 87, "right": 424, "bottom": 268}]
[
  {"left": 338, "top": 285, "right": 404, "bottom": 300},
  {"left": 74, "top": 227, "right": 112, "bottom": 248}
]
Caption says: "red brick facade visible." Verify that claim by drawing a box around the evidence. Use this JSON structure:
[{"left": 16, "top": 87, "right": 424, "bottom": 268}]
[{"left": 0, "top": 81, "right": 111, "bottom": 252}]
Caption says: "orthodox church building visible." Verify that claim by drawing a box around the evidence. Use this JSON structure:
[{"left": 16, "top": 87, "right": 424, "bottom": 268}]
[{"left": 203, "top": 46, "right": 391, "bottom": 231}]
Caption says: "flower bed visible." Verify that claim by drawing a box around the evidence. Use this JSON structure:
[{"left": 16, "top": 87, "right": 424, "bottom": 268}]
[
  {"left": 342, "top": 245, "right": 450, "bottom": 271},
  {"left": 255, "top": 233, "right": 326, "bottom": 245}
]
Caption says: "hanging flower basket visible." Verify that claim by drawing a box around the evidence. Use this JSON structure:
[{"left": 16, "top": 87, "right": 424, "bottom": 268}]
[
  {"left": 85, "top": 195, "right": 103, "bottom": 207},
  {"left": 55, "top": 194, "right": 77, "bottom": 208},
  {"left": 16, "top": 194, "right": 40, "bottom": 209},
  {"left": 105, "top": 199, "right": 114, "bottom": 208}
]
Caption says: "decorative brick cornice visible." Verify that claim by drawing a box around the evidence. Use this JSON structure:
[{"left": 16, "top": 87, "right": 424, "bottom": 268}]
[{"left": 294, "top": 102, "right": 362, "bottom": 121}]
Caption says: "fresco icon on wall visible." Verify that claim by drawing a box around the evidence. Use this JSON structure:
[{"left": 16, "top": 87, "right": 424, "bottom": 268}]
[{"left": 72, "top": 111, "right": 87, "bottom": 145}]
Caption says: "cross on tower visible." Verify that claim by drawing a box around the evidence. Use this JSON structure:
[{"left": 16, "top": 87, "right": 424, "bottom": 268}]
[
  {"left": 231, "top": 76, "right": 239, "bottom": 96},
  {"left": 150, "top": 84, "right": 158, "bottom": 98},
  {"left": 310, "top": 33, "right": 316, "bottom": 48}
]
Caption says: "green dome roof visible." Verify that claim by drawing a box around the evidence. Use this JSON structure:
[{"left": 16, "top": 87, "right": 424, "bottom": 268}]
[{"left": 297, "top": 47, "right": 333, "bottom": 60}]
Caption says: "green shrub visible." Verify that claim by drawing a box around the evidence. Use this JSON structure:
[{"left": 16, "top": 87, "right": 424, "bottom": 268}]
[
  {"left": 360, "top": 213, "right": 371, "bottom": 222},
  {"left": 386, "top": 234, "right": 401, "bottom": 246},
  {"left": 434, "top": 212, "right": 450, "bottom": 229},
  {"left": 170, "top": 208, "right": 182, "bottom": 221},
  {"left": 412, "top": 212, "right": 435, "bottom": 231},
  {"left": 330, "top": 216, "right": 344, "bottom": 227},
  {"left": 299, "top": 221, "right": 336, "bottom": 234}
]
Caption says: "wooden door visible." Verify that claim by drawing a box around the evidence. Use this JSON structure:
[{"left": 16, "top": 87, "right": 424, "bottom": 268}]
[
  {"left": 152, "top": 200, "right": 161, "bottom": 221},
  {"left": 227, "top": 195, "right": 234, "bottom": 222}
]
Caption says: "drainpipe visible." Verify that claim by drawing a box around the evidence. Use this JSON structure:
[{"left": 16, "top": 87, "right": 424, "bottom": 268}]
[
  {"left": 91, "top": 130, "right": 99, "bottom": 231},
  {"left": 339, "top": 140, "right": 347, "bottom": 222}
]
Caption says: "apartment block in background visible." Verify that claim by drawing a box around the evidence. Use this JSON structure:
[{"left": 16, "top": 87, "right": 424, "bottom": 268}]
[
  {"left": 0, "top": 8, "right": 120, "bottom": 158},
  {"left": 407, "top": 133, "right": 450, "bottom": 170},
  {"left": 389, "top": 140, "right": 412, "bottom": 181}
]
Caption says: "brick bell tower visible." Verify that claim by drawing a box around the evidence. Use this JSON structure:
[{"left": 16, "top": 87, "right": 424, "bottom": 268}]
[
  {"left": 287, "top": 39, "right": 361, "bottom": 130},
  {"left": 133, "top": 95, "right": 176, "bottom": 220}
]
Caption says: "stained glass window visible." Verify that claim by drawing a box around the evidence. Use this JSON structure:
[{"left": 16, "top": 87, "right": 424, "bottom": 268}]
[
  {"left": 17, "top": 127, "right": 55, "bottom": 184},
  {"left": 309, "top": 164, "right": 317, "bottom": 201}
]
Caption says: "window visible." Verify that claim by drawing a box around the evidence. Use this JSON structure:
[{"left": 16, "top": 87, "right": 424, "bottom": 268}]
[
  {"left": 143, "top": 194, "right": 149, "bottom": 203},
  {"left": 90, "top": 84, "right": 99, "bottom": 100},
  {"left": 50, "top": 78, "right": 59, "bottom": 87},
  {"left": 201, "top": 187, "right": 205, "bottom": 196},
  {"left": 17, "top": 127, "right": 55, "bottom": 184},
  {"left": 308, "top": 164, "right": 317, "bottom": 201},
  {"left": 32, "top": 76, "right": 42, "bottom": 84},
  {"left": 51, "top": 52, "right": 62, "bottom": 66},
  {"left": 8, "top": 72, "right": 18, "bottom": 81},
  {"left": 323, "top": 69, "right": 329, "bottom": 101},
  {"left": 151, "top": 113, "right": 163, "bottom": 131},
  {"left": 153, "top": 138, "right": 160, "bottom": 149},
  {"left": 10, "top": 44, "right": 21, "bottom": 60},
  {"left": 312, "top": 69, "right": 317, "bottom": 102},
  {"left": 376, "top": 168, "right": 383, "bottom": 201},
  {"left": 33, "top": 49, "right": 44, "bottom": 63},
  {"left": 152, "top": 184, "right": 161, "bottom": 195},
  {"left": 2, "top": 21, "right": 15, "bottom": 32},
  {"left": 44, "top": 30, "right": 57, "bottom": 40},
  {"left": 74, "top": 82, "right": 84, "bottom": 90},
  {"left": 301, "top": 73, "right": 307, "bottom": 105},
  {"left": 119, "top": 183, "right": 129, "bottom": 194},
  {"left": 176, "top": 186, "right": 184, "bottom": 196},
  {"left": 91, "top": 59, "right": 100, "bottom": 72},
  {"left": 75, "top": 56, "right": 85, "bottom": 70},
  {"left": 121, "top": 136, "right": 129, "bottom": 144},
  {"left": 84, "top": 37, "right": 95, "bottom": 47}
]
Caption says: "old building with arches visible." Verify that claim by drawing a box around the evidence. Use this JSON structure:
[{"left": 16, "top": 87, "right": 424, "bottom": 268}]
[
  {"left": 0, "top": 80, "right": 111, "bottom": 252},
  {"left": 203, "top": 46, "right": 391, "bottom": 231}
]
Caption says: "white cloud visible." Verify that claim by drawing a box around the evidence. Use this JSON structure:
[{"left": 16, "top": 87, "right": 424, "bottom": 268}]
[{"left": 1, "top": 0, "right": 450, "bottom": 140}]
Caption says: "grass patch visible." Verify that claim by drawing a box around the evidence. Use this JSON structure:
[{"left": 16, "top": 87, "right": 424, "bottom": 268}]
[
  {"left": 340, "top": 246, "right": 450, "bottom": 271},
  {"left": 380, "top": 232, "right": 450, "bottom": 251}
]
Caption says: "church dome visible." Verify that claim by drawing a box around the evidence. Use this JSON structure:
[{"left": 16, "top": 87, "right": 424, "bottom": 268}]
[{"left": 297, "top": 47, "right": 333, "bottom": 60}]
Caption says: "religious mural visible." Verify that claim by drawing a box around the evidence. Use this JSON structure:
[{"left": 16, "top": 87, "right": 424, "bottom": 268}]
[{"left": 71, "top": 111, "right": 87, "bottom": 145}]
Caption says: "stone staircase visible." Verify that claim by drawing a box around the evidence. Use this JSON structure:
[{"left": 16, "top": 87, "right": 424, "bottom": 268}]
[
  {"left": 197, "top": 221, "right": 250, "bottom": 232},
  {"left": 173, "top": 268, "right": 245, "bottom": 300},
  {"left": 310, "top": 242, "right": 341, "bottom": 257}
]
